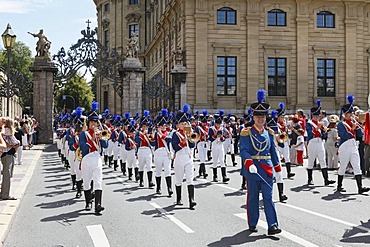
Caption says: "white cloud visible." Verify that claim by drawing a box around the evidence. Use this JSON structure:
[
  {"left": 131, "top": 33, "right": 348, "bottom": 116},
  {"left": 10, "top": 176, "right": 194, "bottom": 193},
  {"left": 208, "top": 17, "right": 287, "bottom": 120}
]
[{"left": 0, "top": 0, "right": 61, "bottom": 14}]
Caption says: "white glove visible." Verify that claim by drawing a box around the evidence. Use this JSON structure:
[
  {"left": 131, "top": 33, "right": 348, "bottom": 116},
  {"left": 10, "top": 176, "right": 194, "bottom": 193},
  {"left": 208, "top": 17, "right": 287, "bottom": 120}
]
[
  {"left": 249, "top": 164, "right": 258, "bottom": 174},
  {"left": 275, "top": 171, "right": 283, "bottom": 183}
]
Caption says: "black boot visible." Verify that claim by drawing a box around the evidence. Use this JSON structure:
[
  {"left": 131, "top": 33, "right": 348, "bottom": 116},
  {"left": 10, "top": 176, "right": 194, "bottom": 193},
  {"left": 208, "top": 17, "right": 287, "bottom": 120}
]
[
  {"left": 188, "top": 185, "right": 197, "bottom": 210},
  {"left": 75, "top": 180, "right": 83, "bottom": 198},
  {"left": 121, "top": 161, "right": 127, "bottom": 176},
  {"left": 337, "top": 175, "right": 346, "bottom": 192},
  {"left": 113, "top": 160, "right": 118, "bottom": 171},
  {"left": 277, "top": 183, "right": 288, "bottom": 202},
  {"left": 90, "top": 181, "right": 95, "bottom": 202},
  {"left": 213, "top": 168, "right": 218, "bottom": 182},
  {"left": 197, "top": 164, "right": 203, "bottom": 178},
  {"left": 355, "top": 175, "right": 370, "bottom": 194},
  {"left": 108, "top": 156, "right": 113, "bottom": 167},
  {"left": 165, "top": 176, "right": 173, "bottom": 197},
  {"left": 94, "top": 190, "right": 105, "bottom": 215},
  {"left": 322, "top": 168, "right": 335, "bottom": 186},
  {"left": 128, "top": 168, "right": 133, "bottom": 180},
  {"left": 202, "top": 163, "right": 208, "bottom": 179},
  {"left": 147, "top": 171, "right": 155, "bottom": 188},
  {"left": 134, "top": 167, "right": 140, "bottom": 182},
  {"left": 58, "top": 149, "right": 61, "bottom": 157},
  {"left": 241, "top": 176, "right": 247, "bottom": 190},
  {"left": 104, "top": 155, "right": 108, "bottom": 165},
  {"left": 171, "top": 160, "right": 174, "bottom": 169},
  {"left": 286, "top": 162, "right": 295, "bottom": 178},
  {"left": 65, "top": 160, "right": 70, "bottom": 169},
  {"left": 221, "top": 167, "right": 230, "bottom": 183},
  {"left": 139, "top": 171, "right": 144, "bottom": 187},
  {"left": 155, "top": 176, "right": 162, "bottom": 194},
  {"left": 307, "top": 169, "right": 314, "bottom": 185},
  {"left": 175, "top": 185, "right": 183, "bottom": 205},
  {"left": 84, "top": 190, "right": 92, "bottom": 211},
  {"left": 207, "top": 150, "right": 212, "bottom": 161},
  {"left": 231, "top": 154, "right": 237, "bottom": 166},
  {"left": 224, "top": 155, "right": 227, "bottom": 166},
  {"left": 71, "top": 174, "right": 76, "bottom": 190}
]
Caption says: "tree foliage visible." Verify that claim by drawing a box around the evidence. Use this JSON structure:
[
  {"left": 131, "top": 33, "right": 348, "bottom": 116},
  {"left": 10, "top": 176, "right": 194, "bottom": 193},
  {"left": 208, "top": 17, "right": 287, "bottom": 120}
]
[
  {"left": 0, "top": 42, "right": 34, "bottom": 107},
  {"left": 54, "top": 74, "right": 94, "bottom": 113}
]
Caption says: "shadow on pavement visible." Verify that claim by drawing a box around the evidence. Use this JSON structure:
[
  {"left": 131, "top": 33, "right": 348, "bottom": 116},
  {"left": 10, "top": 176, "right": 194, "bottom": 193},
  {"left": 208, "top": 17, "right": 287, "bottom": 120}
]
[
  {"left": 126, "top": 193, "right": 156, "bottom": 202},
  {"left": 321, "top": 191, "right": 358, "bottom": 202},
  {"left": 35, "top": 198, "right": 78, "bottom": 209},
  {"left": 207, "top": 229, "right": 279, "bottom": 247},
  {"left": 40, "top": 209, "right": 87, "bottom": 224},
  {"left": 341, "top": 219, "right": 370, "bottom": 240},
  {"left": 43, "top": 144, "right": 58, "bottom": 153},
  {"left": 224, "top": 190, "right": 245, "bottom": 197},
  {"left": 141, "top": 204, "right": 188, "bottom": 216},
  {"left": 290, "top": 184, "right": 327, "bottom": 194},
  {"left": 113, "top": 186, "right": 141, "bottom": 194},
  {"left": 194, "top": 182, "right": 213, "bottom": 190},
  {"left": 36, "top": 189, "right": 72, "bottom": 197}
]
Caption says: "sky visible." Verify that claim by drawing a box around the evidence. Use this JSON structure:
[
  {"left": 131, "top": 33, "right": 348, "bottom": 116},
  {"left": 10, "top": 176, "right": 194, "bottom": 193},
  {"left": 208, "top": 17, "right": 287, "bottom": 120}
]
[{"left": 0, "top": 0, "right": 97, "bottom": 80}]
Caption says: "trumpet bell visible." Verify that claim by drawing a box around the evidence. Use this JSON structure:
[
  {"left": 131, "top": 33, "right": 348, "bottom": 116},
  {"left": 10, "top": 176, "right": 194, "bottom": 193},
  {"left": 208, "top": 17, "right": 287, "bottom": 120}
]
[
  {"left": 189, "top": 132, "right": 200, "bottom": 143},
  {"left": 75, "top": 147, "right": 83, "bottom": 162},
  {"left": 100, "top": 130, "right": 111, "bottom": 140},
  {"left": 277, "top": 132, "right": 289, "bottom": 143}
]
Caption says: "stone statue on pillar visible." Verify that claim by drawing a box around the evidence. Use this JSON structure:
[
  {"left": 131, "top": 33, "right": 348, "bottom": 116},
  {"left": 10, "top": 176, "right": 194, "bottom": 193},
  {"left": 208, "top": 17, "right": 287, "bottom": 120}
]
[
  {"left": 172, "top": 46, "right": 183, "bottom": 66},
  {"left": 28, "top": 29, "right": 51, "bottom": 59},
  {"left": 125, "top": 32, "right": 139, "bottom": 58}
]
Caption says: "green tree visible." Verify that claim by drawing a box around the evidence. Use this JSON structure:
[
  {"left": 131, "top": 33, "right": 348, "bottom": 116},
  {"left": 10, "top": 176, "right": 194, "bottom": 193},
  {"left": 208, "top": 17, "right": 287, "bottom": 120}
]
[
  {"left": 89, "top": 72, "right": 97, "bottom": 99},
  {"left": 0, "top": 41, "right": 34, "bottom": 107},
  {"left": 54, "top": 74, "right": 94, "bottom": 113}
]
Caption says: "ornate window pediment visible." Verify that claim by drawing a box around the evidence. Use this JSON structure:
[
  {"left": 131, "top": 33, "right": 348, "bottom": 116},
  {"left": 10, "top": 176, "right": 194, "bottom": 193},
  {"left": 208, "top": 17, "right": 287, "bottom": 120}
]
[
  {"left": 102, "top": 18, "right": 110, "bottom": 29},
  {"left": 126, "top": 13, "right": 141, "bottom": 24}
]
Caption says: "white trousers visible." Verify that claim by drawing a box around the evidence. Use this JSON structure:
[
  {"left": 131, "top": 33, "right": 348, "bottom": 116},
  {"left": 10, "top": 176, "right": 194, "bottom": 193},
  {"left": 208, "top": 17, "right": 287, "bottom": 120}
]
[
  {"left": 197, "top": 141, "right": 208, "bottom": 163},
  {"left": 81, "top": 151, "right": 103, "bottom": 190},
  {"left": 307, "top": 138, "right": 327, "bottom": 169},
  {"left": 68, "top": 150, "right": 76, "bottom": 175},
  {"left": 107, "top": 140, "right": 114, "bottom": 156},
  {"left": 120, "top": 145, "right": 127, "bottom": 163},
  {"left": 112, "top": 142, "right": 120, "bottom": 161},
  {"left": 154, "top": 148, "right": 171, "bottom": 177},
  {"left": 126, "top": 149, "right": 138, "bottom": 168},
  {"left": 174, "top": 148, "right": 194, "bottom": 186},
  {"left": 56, "top": 139, "right": 62, "bottom": 150},
  {"left": 223, "top": 138, "right": 234, "bottom": 154},
  {"left": 212, "top": 141, "right": 225, "bottom": 168},
  {"left": 138, "top": 147, "right": 153, "bottom": 172},
  {"left": 279, "top": 141, "right": 290, "bottom": 163},
  {"left": 73, "top": 157, "right": 83, "bottom": 181},
  {"left": 16, "top": 146, "right": 23, "bottom": 165},
  {"left": 64, "top": 141, "right": 69, "bottom": 159},
  {"left": 338, "top": 139, "right": 362, "bottom": 176}
]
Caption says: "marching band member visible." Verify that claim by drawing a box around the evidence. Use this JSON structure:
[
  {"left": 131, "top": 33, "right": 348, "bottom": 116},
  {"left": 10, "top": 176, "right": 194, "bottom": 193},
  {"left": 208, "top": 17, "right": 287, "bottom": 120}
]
[
  {"left": 101, "top": 109, "right": 111, "bottom": 165},
  {"left": 240, "top": 89, "right": 282, "bottom": 235},
  {"left": 66, "top": 112, "right": 77, "bottom": 190},
  {"left": 151, "top": 109, "right": 173, "bottom": 196},
  {"left": 194, "top": 110, "right": 209, "bottom": 179},
  {"left": 59, "top": 114, "right": 70, "bottom": 168},
  {"left": 79, "top": 101, "right": 108, "bottom": 215},
  {"left": 223, "top": 114, "right": 237, "bottom": 166},
  {"left": 118, "top": 113, "right": 131, "bottom": 176},
  {"left": 111, "top": 115, "right": 122, "bottom": 171},
  {"left": 69, "top": 107, "right": 85, "bottom": 198},
  {"left": 306, "top": 100, "right": 335, "bottom": 186},
  {"left": 105, "top": 113, "right": 115, "bottom": 167},
  {"left": 267, "top": 110, "right": 288, "bottom": 202},
  {"left": 56, "top": 113, "right": 63, "bottom": 158},
  {"left": 336, "top": 95, "right": 370, "bottom": 194},
  {"left": 208, "top": 111, "right": 230, "bottom": 183},
  {"left": 126, "top": 120, "right": 139, "bottom": 181},
  {"left": 135, "top": 110, "right": 155, "bottom": 188},
  {"left": 276, "top": 102, "right": 295, "bottom": 178},
  {"left": 172, "top": 104, "right": 197, "bottom": 209}
]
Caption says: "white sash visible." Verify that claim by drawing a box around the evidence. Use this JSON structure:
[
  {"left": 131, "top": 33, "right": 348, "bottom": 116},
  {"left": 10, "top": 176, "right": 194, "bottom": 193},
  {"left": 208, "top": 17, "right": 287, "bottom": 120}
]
[{"left": 85, "top": 131, "right": 100, "bottom": 151}]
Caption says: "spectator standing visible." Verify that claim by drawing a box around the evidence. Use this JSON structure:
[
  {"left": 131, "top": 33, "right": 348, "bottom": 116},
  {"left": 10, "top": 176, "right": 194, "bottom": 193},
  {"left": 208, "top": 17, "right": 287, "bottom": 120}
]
[{"left": 14, "top": 121, "right": 25, "bottom": 165}]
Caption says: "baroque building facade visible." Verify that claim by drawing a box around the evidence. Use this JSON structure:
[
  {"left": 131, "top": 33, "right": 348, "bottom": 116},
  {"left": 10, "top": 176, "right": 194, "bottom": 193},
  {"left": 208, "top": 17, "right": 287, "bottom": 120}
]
[{"left": 94, "top": 0, "right": 370, "bottom": 114}]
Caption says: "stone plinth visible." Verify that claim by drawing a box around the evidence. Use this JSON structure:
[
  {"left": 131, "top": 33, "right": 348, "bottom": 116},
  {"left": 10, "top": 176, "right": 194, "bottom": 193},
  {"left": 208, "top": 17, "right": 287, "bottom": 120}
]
[
  {"left": 171, "top": 65, "right": 187, "bottom": 109},
  {"left": 30, "top": 57, "right": 57, "bottom": 144},
  {"left": 120, "top": 58, "right": 145, "bottom": 114}
]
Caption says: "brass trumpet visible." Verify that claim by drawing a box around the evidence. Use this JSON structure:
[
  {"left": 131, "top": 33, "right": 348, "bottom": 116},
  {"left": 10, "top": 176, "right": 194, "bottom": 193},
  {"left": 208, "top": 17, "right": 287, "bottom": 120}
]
[
  {"left": 95, "top": 129, "right": 111, "bottom": 140},
  {"left": 75, "top": 147, "right": 82, "bottom": 161},
  {"left": 277, "top": 132, "right": 289, "bottom": 143},
  {"left": 184, "top": 124, "right": 200, "bottom": 143}
]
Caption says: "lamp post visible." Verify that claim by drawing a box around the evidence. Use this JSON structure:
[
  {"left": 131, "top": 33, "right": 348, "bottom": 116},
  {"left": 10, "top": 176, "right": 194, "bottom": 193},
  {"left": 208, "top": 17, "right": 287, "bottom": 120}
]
[
  {"left": 1, "top": 24, "right": 16, "bottom": 117},
  {"left": 62, "top": 94, "right": 76, "bottom": 111}
]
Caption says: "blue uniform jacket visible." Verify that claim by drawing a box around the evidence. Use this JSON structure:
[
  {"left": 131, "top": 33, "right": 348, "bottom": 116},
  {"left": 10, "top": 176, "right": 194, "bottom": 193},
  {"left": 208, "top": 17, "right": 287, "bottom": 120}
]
[
  {"left": 117, "top": 131, "right": 126, "bottom": 145},
  {"left": 208, "top": 126, "right": 226, "bottom": 142},
  {"left": 125, "top": 137, "right": 137, "bottom": 152},
  {"left": 149, "top": 132, "right": 172, "bottom": 150},
  {"left": 239, "top": 127, "right": 280, "bottom": 181},
  {"left": 337, "top": 121, "right": 362, "bottom": 146},
  {"left": 171, "top": 131, "right": 195, "bottom": 153},
  {"left": 79, "top": 130, "right": 108, "bottom": 158},
  {"left": 306, "top": 120, "right": 328, "bottom": 143}
]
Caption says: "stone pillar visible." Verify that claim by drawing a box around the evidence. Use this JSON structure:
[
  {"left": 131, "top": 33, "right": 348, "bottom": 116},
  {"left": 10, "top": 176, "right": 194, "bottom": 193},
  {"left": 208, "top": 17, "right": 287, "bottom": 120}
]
[
  {"left": 345, "top": 3, "right": 358, "bottom": 95},
  {"left": 246, "top": 0, "right": 260, "bottom": 105},
  {"left": 30, "top": 57, "right": 57, "bottom": 144},
  {"left": 296, "top": 1, "right": 310, "bottom": 108},
  {"left": 121, "top": 58, "right": 145, "bottom": 114}
]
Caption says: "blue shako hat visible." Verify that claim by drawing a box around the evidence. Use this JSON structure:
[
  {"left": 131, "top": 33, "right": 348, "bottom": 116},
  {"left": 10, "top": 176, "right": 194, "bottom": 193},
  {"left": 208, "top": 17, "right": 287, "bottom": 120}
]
[
  {"left": 88, "top": 101, "right": 100, "bottom": 121},
  {"left": 114, "top": 115, "right": 123, "bottom": 127},
  {"left": 140, "top": 110, "right": 151, "bottom": 126},
  {"left": 250, "top": 90, "right": 270, "bottom": 116},
  {"left": 176, "top": 104, "right": 191, "bottom": 123},
  {"left": 199, "top": 110, "right": 208, "bottom": 123},
  {"left": 276, "top": 102, "right": 285, "bottom": 116},
  {"left": 123, "top": 112, "right": 130, "bottom": 126},
  {"left": 310, "top": 99, "right": 321, "bottom": 116},
  {"left": 128, "top": 119, "right": 136, "bottom": 132},
  {"left": 267, "top": 109, "right": 278, "bottom": 127},
  {"left": 155, "top": 109, "right": 169, "bottom": 126},
  {"left": 341, "top": 94, "right": 355, "bottom": 114},
  {"left": 224, "top": 113, "right": 232, "bottom": 124},
  {"left": 214, "top": 110, "right": 224, "bottom": 124},
  {"left": 73, "top": 107, "right": 86, "bottom": 127}
]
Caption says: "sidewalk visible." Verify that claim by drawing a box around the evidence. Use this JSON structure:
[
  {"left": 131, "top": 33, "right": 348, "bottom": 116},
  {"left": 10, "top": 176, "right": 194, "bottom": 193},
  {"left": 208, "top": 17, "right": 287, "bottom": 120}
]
[{"left": 0, "top": 145, "right": 44, "bottom": 247}]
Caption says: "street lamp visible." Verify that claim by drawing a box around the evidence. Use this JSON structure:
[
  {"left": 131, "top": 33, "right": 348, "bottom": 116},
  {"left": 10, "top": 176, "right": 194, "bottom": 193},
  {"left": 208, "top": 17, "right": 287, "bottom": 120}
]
[
  {"left": 62, "top": 94, "right": 75, "bottom": 112},
  {"left": 1, "top": 24, "right": 16, "bottom": 117}
]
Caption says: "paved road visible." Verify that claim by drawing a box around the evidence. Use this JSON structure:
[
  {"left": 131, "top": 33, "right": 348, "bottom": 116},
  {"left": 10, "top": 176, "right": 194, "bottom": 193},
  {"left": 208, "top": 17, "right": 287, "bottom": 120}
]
[{"left": 3, "top": 145, "right": 370, "bottom": 247}]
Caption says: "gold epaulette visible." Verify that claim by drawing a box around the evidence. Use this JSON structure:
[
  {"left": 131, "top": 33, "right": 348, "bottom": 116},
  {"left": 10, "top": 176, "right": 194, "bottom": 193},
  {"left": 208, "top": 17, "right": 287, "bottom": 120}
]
[
  {"left": 240, "top": 127, "right": 251, "bottom": 137},
  {"left": 267, "top": 127, "right": 275, "bottom": 136}
]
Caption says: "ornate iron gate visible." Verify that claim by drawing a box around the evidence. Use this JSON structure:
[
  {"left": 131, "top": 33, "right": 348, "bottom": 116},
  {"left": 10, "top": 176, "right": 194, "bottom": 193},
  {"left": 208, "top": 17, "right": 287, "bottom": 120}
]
[{"left": 142, "top": 74, "right": 175, "bottom": 113}]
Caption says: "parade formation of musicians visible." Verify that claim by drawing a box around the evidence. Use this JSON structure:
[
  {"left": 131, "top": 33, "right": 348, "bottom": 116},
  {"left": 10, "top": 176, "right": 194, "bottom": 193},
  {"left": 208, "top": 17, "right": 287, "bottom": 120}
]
[{"left": 55, "top": 89, "right": 370, "bottom": 236}]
